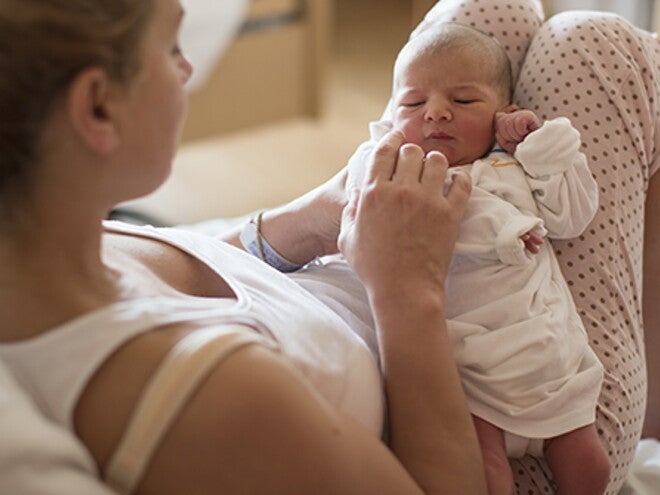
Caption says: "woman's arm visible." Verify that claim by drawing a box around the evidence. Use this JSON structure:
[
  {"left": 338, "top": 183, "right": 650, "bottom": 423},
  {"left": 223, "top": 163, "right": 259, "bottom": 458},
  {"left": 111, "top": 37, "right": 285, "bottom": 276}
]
[
  {"left": 643, "top": 172, "right": 660, "bottom": 439},
  {"left": 207, "top": 135, "right": 482, "bottom": 494},
  {"left": 136, "top": 345, "right": 432, "bottom": 494},
  {"left": 88, "top": 132, "right": 483, "bottom": 495},
  {"left": 220, "top": 167, "right": 348, "bottom": 266},
  {"left": 339, "top": 134, "right": 485, "bottom": 492}
]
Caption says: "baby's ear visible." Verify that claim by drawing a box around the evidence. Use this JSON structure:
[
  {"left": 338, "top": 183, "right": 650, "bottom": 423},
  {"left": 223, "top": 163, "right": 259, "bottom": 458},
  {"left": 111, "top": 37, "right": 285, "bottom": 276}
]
[{"left": 501, "top": 104, "right": 519, "bottom": 114}]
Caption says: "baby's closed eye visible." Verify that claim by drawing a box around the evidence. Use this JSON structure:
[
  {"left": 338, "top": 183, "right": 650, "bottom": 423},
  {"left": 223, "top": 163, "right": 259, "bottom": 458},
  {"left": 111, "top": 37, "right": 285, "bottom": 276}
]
[{"left": 401, "top": 100, "right": 425, "bottom": 107}]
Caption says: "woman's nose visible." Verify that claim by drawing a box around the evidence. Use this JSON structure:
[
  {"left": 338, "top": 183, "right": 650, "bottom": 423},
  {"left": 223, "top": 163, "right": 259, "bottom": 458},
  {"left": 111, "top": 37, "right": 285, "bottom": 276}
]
[{"left": 181, "top": 55, "right": 194, "bottom": 83}]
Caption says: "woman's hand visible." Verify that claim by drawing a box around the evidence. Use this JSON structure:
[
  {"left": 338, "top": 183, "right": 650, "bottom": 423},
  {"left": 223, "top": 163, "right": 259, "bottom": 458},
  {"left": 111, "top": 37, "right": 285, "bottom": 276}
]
[
  {"left": 299, "top": 166, "right": 350, "bottom": 256},
  {"left": 339, "top": 131, "right": 486, "bottom": 494},
  {"left": 339, "top": 131, "right": 471, "bottom": 295}
]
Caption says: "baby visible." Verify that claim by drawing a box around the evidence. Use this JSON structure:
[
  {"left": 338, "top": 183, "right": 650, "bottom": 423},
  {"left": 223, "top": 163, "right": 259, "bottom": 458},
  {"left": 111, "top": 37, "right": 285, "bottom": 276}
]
[{"left": 347, "top": 23, "right": 610, "bottom": 494}]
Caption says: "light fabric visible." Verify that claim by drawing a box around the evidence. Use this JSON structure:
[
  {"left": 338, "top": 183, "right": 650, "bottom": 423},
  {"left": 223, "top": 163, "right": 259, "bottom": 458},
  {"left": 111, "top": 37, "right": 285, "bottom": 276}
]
[
  {"left": 619, "top": 439, "right": 660, "bottom": 495},
  {"left": 348, "top": 117, "right": 604, "bottom": 445},
  {"left": 0, "top": 221, "right": 383, "bottom": 438},
  {"left": 504, "top": 432, "right": 544, "bottom": 459},
  {"left": 0, "top": 360, "right": 116, "bottom": 495}
]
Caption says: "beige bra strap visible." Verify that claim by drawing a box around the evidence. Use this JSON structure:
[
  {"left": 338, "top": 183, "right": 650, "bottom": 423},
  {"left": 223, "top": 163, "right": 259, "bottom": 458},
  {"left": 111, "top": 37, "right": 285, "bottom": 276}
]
[{"left": 104, "top": 325, "right": 273, "bottom": 495}]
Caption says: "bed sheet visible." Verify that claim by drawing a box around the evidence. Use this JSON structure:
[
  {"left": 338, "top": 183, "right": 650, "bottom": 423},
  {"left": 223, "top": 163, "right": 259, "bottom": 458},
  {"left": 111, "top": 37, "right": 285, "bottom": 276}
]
[{"left": 619, "top": 439, "right": 660, "bottom": 494}]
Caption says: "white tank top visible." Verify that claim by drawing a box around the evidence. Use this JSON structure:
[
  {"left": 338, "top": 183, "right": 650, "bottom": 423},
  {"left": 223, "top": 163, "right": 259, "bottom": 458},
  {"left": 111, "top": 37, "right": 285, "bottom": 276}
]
[{"left": 0, "top": 221, "right": 383, "bottom": 437}]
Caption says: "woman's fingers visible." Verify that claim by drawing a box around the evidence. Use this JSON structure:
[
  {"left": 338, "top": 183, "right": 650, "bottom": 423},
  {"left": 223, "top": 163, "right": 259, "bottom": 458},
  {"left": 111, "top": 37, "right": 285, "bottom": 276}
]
[
  {"left": 445, "top": 169, "right": 472, "bottom": 208},
  {"left": 366, "top": 130, "right": 406, "bottom": 184},
  {"left": 392, "top": 144, "right": 426, "bottom": 183},
  {"left": 421, "top": 151, "right": 449, "bottom": 190},
  {"left": 365, "top": 132, "right": 467, "bottom": 206}
]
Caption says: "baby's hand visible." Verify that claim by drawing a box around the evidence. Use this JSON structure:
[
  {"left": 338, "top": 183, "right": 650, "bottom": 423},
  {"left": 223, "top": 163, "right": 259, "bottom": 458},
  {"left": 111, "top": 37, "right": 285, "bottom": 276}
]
[
  {"left": 495, "top": 108, "right": 541, "bottom": 155},
  {"left": 520, "top": 231, "right": 543, "bottom": 254}
]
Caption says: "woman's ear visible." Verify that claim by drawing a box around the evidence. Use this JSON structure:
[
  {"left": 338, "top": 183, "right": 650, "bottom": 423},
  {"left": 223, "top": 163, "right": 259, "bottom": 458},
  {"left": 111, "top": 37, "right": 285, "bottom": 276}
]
[{"left": 66, "top": 68, "right": 122, "bottom": 155}]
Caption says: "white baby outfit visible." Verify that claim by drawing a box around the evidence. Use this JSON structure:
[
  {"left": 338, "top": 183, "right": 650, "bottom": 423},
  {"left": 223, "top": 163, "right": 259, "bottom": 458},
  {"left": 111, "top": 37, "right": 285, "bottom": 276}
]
[{"left": 348, "top": 117, "right": 604, "bottom": 456}]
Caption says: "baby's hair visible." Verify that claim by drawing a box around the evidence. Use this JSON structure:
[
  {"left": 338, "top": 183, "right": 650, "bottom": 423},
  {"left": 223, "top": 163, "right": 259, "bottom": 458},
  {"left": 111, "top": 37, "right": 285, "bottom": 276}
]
[
  {"left": 0, "top": 0, "right": 154, "bottom": 224},
  {"left": 394, "top": 22, "right": 513, "bottom": 105}
]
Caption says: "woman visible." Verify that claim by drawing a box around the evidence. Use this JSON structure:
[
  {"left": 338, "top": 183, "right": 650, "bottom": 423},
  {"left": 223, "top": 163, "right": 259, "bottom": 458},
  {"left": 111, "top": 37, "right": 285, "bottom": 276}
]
[
  {"left": 2, "top": 0, "right": 658, "bottom": 493},
  {"left": 0, "top": 0, "right": 482, "bottom": 494}
]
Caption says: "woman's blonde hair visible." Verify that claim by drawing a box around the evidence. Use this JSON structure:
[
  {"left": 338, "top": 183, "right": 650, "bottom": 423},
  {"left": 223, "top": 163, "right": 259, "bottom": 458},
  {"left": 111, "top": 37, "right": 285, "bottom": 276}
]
[{"left": 0, "top": 0, "right": 154, "bottom": 219}]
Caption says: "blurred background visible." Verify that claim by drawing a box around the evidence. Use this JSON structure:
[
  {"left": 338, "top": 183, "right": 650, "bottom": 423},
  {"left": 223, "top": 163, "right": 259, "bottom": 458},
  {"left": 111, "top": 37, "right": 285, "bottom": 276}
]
[
  {"left": 121, "top": 0, "right": 660, "bottom": 226},
  {"left": 545, "top": 0, "right": 656, "bottom": 29}
]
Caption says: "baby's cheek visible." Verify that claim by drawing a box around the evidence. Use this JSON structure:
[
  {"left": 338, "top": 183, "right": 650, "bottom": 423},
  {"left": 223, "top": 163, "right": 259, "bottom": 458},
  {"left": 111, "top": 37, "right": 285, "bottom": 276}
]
[{"left": 397, "top": 120, "right": 424, "bottom": 146}]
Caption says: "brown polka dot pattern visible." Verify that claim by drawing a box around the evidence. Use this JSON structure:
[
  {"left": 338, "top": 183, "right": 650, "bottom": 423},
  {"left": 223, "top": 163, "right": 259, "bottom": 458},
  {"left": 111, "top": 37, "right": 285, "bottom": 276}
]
[{"left": 418, "top": 1, "right": 658, "bottom": 493}]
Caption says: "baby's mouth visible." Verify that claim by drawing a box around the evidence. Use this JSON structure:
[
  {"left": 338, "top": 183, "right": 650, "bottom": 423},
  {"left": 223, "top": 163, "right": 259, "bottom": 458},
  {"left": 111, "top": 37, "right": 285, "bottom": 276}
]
[{"left": 428, "top": 131, "right": 454, "bottom": 140}]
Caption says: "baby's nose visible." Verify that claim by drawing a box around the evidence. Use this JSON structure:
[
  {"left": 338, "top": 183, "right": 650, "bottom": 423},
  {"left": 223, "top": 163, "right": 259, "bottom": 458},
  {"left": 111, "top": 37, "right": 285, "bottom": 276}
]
[{"left": 425, "top": 103, "right": 451, "bottom": 122}]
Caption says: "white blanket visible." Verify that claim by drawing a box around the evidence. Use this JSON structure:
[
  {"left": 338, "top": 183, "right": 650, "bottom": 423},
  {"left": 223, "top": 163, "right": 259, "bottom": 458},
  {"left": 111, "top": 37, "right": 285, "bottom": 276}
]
[{"left": 620, "top": 439, "right": 660, "bottom": 494}]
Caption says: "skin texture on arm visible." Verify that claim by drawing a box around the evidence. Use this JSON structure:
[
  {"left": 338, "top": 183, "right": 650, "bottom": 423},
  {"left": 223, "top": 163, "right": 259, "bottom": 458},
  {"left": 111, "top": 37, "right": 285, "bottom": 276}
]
[
  {"left": 220, "top": 167, "right": 348, "bottom": 265},
  {"left": 643, "top": 172, "right": 660, "bottom": 439},
  {"left": 75, "top": 323, "right": 433, "bottom": 494},
  {"left": 133, "top": 344, "right": 433, "bottom": 495}
]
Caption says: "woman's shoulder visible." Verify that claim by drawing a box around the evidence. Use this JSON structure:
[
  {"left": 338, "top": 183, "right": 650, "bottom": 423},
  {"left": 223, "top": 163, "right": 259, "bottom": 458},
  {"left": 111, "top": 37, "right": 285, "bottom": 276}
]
[
  {"left": 88, "top": 326, "right": 370, "bottom": 494},
  {"left": 128, "top": 340, "right": 417, "bottom": 494},
  {"left": 74, "top": 322, "right": 270, "bottom": 474}
]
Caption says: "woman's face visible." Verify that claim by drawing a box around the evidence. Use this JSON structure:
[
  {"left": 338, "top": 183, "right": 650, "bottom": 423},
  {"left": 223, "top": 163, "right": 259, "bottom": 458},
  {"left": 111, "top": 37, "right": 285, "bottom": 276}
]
[{"left": 118, "top": 0, "right": 193, "bottom": 199}]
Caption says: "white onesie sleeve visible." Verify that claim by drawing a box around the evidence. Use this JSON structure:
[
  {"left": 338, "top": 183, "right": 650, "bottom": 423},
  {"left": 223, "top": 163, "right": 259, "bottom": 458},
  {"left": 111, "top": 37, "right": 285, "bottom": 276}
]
[
  {"left": 453, "top": 183, "right": 545, "bottom": 266},
  {"left": 514, "top": 117, "right": 599, "bottom": 238}
]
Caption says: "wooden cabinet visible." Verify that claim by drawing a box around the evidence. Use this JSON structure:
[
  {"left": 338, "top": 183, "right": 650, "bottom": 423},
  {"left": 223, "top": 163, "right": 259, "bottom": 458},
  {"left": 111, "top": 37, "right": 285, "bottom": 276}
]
[{"left": 182, "top": 0, "right": 332, "bottom": 142}]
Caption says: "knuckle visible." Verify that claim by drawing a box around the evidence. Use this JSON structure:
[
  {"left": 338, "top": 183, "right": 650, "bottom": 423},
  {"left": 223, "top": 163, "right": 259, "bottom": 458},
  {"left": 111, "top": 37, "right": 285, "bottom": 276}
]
[
  {"left": 452, "top": 173, "right": 473, "bottom": 194},
  {"left": 360, "top": 183, "right": 387, "bottom": 207},
  {"left": 373, "top": 143, "right": 397, "bottom": 160}
]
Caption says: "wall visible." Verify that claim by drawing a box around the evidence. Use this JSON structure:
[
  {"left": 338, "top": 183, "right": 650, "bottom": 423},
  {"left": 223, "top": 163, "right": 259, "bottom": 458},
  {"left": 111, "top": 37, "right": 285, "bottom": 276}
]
[{"left": 543, "top": 0, "right": 655, "bottom": 29}]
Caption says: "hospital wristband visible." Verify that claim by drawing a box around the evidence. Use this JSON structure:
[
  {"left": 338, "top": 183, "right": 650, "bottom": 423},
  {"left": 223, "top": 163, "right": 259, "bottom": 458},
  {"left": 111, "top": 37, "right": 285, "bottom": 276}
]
[{"left": 239, "top": 212, "right": 304, "bottom": 273}]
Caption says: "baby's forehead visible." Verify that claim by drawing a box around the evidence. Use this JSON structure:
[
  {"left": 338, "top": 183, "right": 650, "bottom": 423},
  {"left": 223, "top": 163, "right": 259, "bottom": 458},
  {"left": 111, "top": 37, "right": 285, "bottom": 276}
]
[
  {"left": 396, "top": 45, "right": 496, "bottom": 84},
  {"left": 403, "top": 41, "right": 490, "bottom": 69},
  {"left": 393, "top": 24, "right": 512, "bottom": 102},
  {"left": 396, "top": 22, "right": 505, "bottom": 72}
]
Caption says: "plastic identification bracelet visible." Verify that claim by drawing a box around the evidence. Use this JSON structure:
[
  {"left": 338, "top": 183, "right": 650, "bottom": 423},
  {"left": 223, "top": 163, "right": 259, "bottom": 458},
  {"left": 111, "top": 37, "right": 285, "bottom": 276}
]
[{"left": 239, "top": 212, "right": 304, "bottom": 273}]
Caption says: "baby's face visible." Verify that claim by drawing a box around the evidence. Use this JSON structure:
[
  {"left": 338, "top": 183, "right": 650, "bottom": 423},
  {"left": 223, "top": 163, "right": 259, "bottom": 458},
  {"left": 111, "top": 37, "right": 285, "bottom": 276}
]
[{"left": 392, "top": 47, "right": 504, "bottom": 166}]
